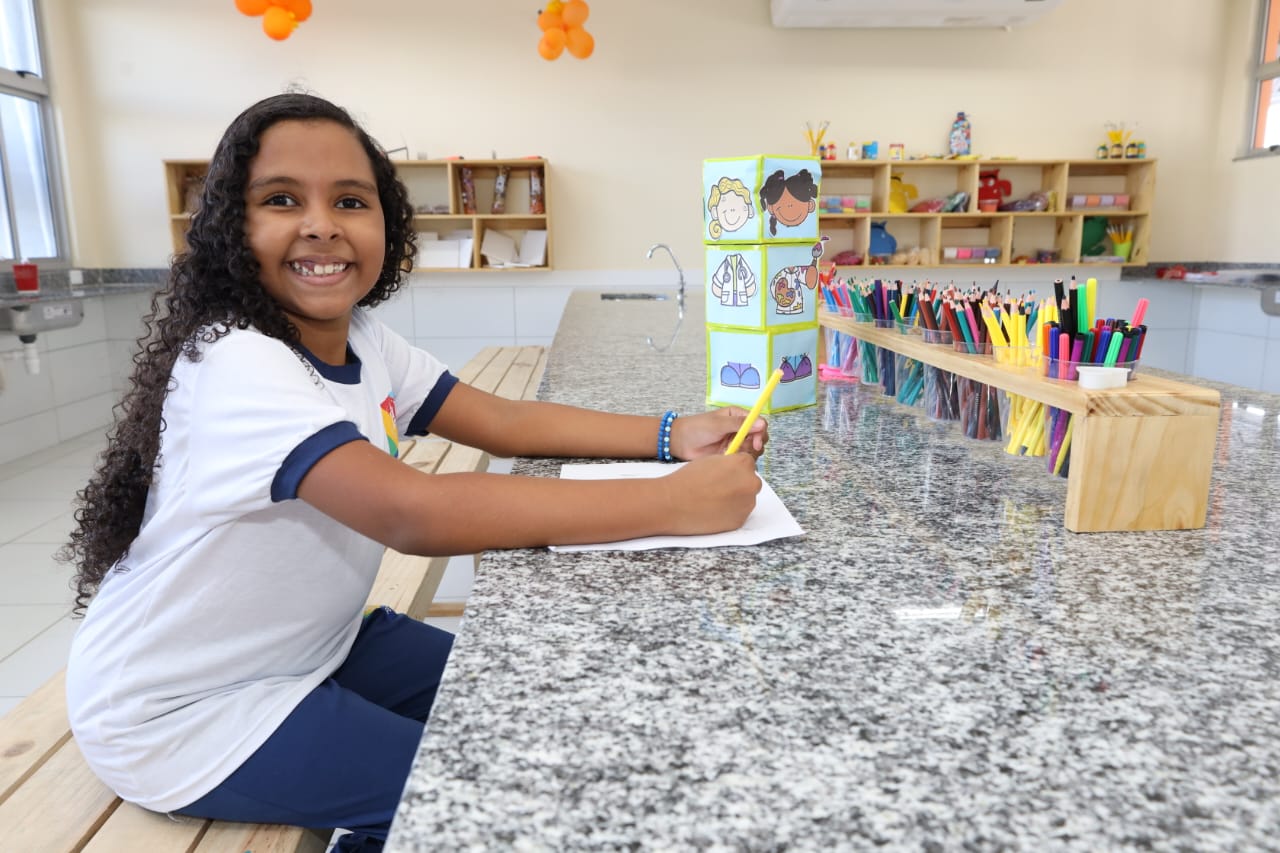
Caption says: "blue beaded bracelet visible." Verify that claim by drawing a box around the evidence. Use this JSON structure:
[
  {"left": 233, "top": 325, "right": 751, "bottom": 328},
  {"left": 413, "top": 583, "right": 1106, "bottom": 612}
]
[{"left": 658, "top": 410, "right": 679, "bottom": 462}]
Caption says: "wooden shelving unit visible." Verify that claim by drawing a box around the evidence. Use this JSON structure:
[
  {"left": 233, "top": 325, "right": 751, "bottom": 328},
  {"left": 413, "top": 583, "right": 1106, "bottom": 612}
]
[
  {"left": 817, "top": 158, "right": 1155, "bottom": 271},
  {"left": 163, "top": 158, "right": 552, "bottom": 272},
  {"left": 820, "top": 310, "right": 1219, "bottom": 533}
]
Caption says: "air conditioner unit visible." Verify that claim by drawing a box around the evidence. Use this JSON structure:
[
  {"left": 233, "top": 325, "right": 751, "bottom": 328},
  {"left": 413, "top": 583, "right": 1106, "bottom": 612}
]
[{"left": 769, "top": 0, "right": 1065, "bottom": 29}]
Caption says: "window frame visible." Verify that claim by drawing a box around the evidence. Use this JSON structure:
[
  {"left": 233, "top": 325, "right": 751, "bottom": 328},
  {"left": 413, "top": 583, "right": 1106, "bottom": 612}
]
[
  {"left": 1244, "top": 0, "right": 1280, "bottom": 158},
  {"left": 0, "top": 0, "right": 70, "bottom": 270}
]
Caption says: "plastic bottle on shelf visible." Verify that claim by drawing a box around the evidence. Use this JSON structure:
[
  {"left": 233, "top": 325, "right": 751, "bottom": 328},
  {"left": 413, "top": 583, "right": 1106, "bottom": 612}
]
[{"left": 949, "top": 112, "right": 971, "bottom": 156}]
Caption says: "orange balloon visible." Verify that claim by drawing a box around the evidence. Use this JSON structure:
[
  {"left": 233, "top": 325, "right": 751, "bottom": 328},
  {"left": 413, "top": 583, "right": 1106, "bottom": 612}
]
[
  {"left": 565, "top": 26, "right": 594, "bottom": 59},
  {"left": 278, "top": 0, "right": 312, "bottom": 21},
  {"left": 235, "top": 0, "right": 270, "bottom": 16},
  {"left": 543, "top": 27, "right": 566, "bottom": 50},
  {"left": 537, "top": 9, "right": 563, "bottom": 31},
  {"left": 263, "top": 5, "right": 296, "bottom": 39},
  {"left": 561, "top": 0, "right": 589, "bottom": 29},
  {"left": 537, "top": 32, "right": 564, "bottom": 60}
]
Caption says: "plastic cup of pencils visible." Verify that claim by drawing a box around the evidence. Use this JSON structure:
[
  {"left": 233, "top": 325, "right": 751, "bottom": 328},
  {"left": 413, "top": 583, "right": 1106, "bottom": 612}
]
[
  {"left": 992, "top": 344, "right": 1038, "bottom": 368},
  {"left": 895, "top": 318, "right": 922, "bottom": 336},
  {"left": 853, "top": 310, "right": 874, "bottom": 324},
  {"left": 858, "top": 340, "right": 880, "bottom": 385},
  {"left": 1002, "top": 392, "right": 1047, "bottom": 457},
  {"left": 952, "top": 339, "right": 993, "bottom": 356},
  {"left": 894, "top": 353, "right": 924, "bottom": 407},
  {"left": 923, "top": 365, "right": 960, "bottom": 422},
  {"left": 1112, "top": 240, "right": 1132, "bottom": 262},
  {"left": 1044, "top": 357, "right": 1139, "bottom": 382},
  {"left": 874, "top": 317, "right": 894, "bottom": 330},
  {"left": 1045, "top": 405, "right": 1074, "bottom": 478},
  {"left": 921, "top": 327, "right": 953, "bottom": 345},
  {"left": 958, "top": 377, "right": 1004, "bottom": 441},
  {"left": 879, "top": 347, "right": 897, "bottom": 396}
]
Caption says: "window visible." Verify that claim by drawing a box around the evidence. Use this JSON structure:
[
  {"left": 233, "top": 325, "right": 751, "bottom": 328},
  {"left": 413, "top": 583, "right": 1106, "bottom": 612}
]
[
  {"left": 0, "top": 0, "right": 66, "bottom": 264},
  {"left": 1252, "top": 0, "right": 1280, "bottom": 152}
]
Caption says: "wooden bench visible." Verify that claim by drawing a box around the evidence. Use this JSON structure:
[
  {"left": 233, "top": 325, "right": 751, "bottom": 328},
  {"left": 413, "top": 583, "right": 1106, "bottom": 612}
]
[
  {"left": 365, "top": 344, "right": 547, "bottom": 619},
  {"left": 0, "top": 344, "right": 546, "bottom": 851}
]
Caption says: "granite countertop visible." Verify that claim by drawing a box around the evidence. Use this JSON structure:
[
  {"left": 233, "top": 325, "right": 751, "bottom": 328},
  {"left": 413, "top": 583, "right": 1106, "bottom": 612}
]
[
  {"left": 389, "top": 291, "right": 1280, "bottom": 851},
  {"left": 0, "top": 268, "right": 163, "bottom": 308}
]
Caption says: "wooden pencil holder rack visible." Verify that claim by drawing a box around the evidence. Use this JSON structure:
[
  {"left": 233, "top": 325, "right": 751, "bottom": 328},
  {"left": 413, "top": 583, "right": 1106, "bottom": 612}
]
[{"left": 820, "top": 311, "right": 1221, "bottom": 532}]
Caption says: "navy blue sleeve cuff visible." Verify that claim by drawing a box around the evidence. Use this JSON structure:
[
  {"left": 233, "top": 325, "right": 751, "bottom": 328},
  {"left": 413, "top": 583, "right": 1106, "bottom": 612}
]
[
  {"left": 271, "top": 421, "right": 367, "bottom": 502},
  {"left": 405, "top": 371, "right": 459, "bottom": 437}
]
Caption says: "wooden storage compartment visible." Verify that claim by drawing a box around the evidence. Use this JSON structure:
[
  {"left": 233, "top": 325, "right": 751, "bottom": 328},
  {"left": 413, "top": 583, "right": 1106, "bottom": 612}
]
[
  {"left": 939, "top": 214, "right": 1010, "bottom": 265},
  {"left": 162, "top": 160, "right": 208, "bottom": 257},
  {"left": 871, "top": 215, "right": 940, "bottom": 265},
  {"left": 163, "top": 157, "right": 552, "bottom": 272},
  {"left": 815, "top": 158, "right": 1154, "bottom": 269}
]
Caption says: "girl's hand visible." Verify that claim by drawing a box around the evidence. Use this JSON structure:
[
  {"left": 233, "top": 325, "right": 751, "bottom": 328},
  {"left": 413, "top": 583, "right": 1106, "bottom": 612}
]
[
  {"left": 660, "top": 453, "right": 762, "bottom": 535},
  {"left": 672, "top": 407, "right": 769, "bottom": 460}
]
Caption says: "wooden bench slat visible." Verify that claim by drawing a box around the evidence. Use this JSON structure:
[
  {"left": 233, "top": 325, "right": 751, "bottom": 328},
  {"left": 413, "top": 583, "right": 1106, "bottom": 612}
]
[
  {"left": 523, "top": 346, "right": 548, "bottom": 399},
  {"left": 397, "top": 438, "right": 449, "bottom": 473},
  {"left": 454, "top": 346, "right": 501, "bottom": 385},
  {"left": 0, "top": 737, "right": 119, "bottom": 850},
  {"left": 468, "top": 347, "right": 520, "bottom": 394},
  {"left": 0, "top": 670, "right": 71, "bottom": 805},
  {"left": 193, "top": 820, "right": 328, "bottom": 853},
  {"left": 81, "top": 803, "right": 208, "bottom": 852}
]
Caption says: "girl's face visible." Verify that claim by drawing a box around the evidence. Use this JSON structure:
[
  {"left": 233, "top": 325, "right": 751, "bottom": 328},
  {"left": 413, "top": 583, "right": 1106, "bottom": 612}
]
[
  {"left": 245, "top": 119, "right": 385, "bottom": 348},
  {"left": 766, "top": 188, "right": 815, "bottom": 228},
  {"left": 714, "top": 192, "right": 751, "bottom": 232}
]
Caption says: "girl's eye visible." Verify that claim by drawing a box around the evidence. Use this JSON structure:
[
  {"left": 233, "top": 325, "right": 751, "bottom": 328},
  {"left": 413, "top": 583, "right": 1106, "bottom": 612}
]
[
  {"left": 264, "top": 194, "right": 297, "bottom": 207},
  {"left": 336, "top": 197, "right": 367, "bottom": 210}
]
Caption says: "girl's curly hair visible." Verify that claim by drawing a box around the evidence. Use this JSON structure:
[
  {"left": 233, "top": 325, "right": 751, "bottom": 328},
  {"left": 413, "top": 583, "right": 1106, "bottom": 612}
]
[{"left": 61, "top": 93, "right": 417, "bottom": 615}]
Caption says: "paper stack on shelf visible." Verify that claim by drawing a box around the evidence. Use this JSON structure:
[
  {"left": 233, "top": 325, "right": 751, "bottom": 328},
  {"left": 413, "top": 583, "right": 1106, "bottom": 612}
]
[{"left": 481, "top": 229, "right": 547, "bottom": 268}]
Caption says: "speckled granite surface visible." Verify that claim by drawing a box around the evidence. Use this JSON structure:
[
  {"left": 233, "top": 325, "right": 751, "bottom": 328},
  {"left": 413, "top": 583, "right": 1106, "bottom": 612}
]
[
  {"left": 389, "top": 291, "right": 1280, "bottom": 851},
  {"left": 0, "top": 268, "right": 162, "bottom": 308}
]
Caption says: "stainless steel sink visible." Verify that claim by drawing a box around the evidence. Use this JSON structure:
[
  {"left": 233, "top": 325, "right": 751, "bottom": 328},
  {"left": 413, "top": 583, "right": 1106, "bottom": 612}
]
[
  {"left": 600, "top": 293, "right": 668, "bottom": 301},
  {"left": 1, "top": 301, "right": 85, "bottom": 335}
]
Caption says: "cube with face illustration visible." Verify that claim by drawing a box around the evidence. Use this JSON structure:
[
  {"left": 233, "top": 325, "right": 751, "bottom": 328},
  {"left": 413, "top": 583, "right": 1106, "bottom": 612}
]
[
  {"left": 706, "top": 325, "right": 817, "bottom": 413},
  {"left": 705, "top": 243, "right": 820, "bottom": 330},
  {"left": 703, "top": 156, "right": 822, "bottom": 245}
]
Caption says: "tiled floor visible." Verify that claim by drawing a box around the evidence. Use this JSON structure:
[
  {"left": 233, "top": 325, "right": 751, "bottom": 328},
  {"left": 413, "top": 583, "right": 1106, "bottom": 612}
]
[{"left": 0, "top": 429, "right": 461, "bottom": 720}]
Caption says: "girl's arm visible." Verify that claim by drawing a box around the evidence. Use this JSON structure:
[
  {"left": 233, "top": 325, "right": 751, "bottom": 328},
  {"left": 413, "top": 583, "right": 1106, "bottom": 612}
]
[
  {"left": 296, "top": 440, "right": 762, "bottom": 556},
  {"left": 423, "top": 383, "right": 767, "bottom": 461}
]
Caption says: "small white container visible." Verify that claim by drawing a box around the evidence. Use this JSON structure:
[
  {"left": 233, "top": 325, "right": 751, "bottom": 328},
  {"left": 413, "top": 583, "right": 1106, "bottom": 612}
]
[{"left": 1076, "top": 365, "right": 1130, "bottom": 390}]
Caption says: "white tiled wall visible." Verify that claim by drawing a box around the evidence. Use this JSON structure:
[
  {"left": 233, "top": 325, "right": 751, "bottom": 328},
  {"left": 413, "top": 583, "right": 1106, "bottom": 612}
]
[{"left": 1189, "top": 285, "right": 1280, "bottom": 393}]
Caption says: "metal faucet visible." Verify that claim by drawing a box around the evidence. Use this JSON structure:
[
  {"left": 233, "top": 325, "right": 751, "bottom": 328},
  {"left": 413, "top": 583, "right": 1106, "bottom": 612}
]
[{"left": 645, "top": 242, "right": 685, "bottom": 351}]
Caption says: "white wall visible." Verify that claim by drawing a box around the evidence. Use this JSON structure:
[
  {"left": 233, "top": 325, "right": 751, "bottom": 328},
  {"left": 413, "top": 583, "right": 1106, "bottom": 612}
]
[
  {"left": 36, "top": 0, "right": 1269, "bottom": 273},
  {"left": 1212, "top": 0, "right": 1280, "bottom": 262}
]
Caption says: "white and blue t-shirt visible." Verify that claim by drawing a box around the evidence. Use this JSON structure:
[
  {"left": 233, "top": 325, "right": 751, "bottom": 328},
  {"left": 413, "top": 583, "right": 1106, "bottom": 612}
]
[{"left": 66, "top": 309, "right": 456, "bottom": 813}]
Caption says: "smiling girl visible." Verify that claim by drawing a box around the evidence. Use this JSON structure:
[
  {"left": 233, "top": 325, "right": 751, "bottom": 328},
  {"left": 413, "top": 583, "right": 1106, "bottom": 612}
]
[{"left": 62, "top": 93, "right": 767, "bottom": 851}]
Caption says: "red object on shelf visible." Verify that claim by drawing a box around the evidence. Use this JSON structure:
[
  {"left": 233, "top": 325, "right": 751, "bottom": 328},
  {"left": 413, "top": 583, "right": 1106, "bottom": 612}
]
[
  {"left": 977, "top": 169, "right": 1011, "bottom": 206},
  {"left": 1156, "top": 265, "right": 1187, "bottom": 280},
  {"left": 14, "top": 263, "right": 39, "bottom": 293}
]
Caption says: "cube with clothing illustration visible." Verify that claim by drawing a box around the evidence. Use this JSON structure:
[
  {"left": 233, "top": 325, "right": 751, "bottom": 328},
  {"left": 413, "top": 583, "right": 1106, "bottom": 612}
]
[{"left": 706, "top": 325, "right": 817, "bottom": 413}]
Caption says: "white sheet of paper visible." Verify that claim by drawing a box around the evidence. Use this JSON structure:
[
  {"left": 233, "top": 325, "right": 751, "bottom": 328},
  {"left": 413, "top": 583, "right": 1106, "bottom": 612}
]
[
  {"left": 480, "top": 229, "right": 517, "bottom": 266},
  {"left": 549, "top": 461, "right": 803, "bottom": 552},
  {"left": 518, "top": 230, "right": 547, "bottom": 266}
]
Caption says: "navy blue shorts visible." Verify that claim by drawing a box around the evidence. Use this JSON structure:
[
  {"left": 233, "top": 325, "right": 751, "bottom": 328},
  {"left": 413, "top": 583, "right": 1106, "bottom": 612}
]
[{"left": 176, "top": 608, "right": 453, "bottom": 851}]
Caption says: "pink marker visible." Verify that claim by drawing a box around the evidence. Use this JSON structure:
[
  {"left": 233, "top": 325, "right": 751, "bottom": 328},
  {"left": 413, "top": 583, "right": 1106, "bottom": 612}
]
[{"left": 1131, "top": 298, "right": 1149, "bottom": 327}]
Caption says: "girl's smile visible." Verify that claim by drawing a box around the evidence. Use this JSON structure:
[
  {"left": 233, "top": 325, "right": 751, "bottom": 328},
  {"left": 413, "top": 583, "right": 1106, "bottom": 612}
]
[{"left": 245, "top": 118, "right": 386, "bottom": 362}]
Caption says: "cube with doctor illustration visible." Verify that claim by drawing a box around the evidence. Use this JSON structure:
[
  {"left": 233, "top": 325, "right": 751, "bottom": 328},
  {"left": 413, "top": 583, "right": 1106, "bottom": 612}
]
[
  {"left": 705, "top": 242, "right": 821, "bottom": 329},
  {"left": 703, "top": 156, "right": 822, "bottom": 245}
]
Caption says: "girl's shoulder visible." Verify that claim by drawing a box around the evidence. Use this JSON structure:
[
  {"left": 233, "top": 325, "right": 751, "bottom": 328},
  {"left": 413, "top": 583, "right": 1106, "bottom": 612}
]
[{"left": 184, "top": 323, "right": 305, "bottom": 374}]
